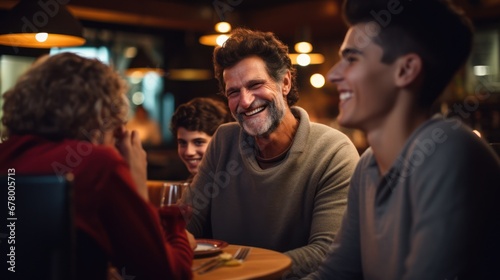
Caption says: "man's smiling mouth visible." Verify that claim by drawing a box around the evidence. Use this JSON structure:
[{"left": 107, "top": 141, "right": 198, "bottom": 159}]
[
  {"left": 339, "top": 92, "right": 353, "bottom": 101},
  {"left": 244, "top": 106, "right": 266, "bottom": 116}
]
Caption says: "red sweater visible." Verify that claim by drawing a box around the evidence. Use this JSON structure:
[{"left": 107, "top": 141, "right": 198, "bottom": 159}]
[{"left": 0, "top": 135, "right": 193, "bottom": 279}]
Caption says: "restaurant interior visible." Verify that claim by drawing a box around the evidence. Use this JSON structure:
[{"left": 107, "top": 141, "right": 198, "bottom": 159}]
[{"left": 1, "top": 0, "right": 499, "bottom": 181}]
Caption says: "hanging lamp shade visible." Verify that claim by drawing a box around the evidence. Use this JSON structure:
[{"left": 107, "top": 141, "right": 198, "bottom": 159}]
[
  {"left": 125, "top": 47, "right": 165, "bottom": 78},
  {"left": 289, "top": 26, "right": 325, "bottom": 66},
  {"left": 199, "top": 21, "right": 231, "bottom": 47},
  {"left": 0, "top": 0, "right": 85, "bottom": 48},
  {"left": 289, "top": 53, "right": 325, "bottom": 66},
  {"left": 169, "top": 32, "right": 213, "bottom": 81}
]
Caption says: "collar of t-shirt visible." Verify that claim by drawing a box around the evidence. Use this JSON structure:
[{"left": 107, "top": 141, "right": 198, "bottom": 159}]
[{"left": 254, "top": 140, "right": 293, "bottom": 169}]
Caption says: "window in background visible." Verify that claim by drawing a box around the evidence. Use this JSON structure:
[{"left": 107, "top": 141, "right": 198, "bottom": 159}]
[
  {"left": 49, "top": 46, "right": 110, "bottom": 65},
  {"left": 162, "top": 93, "right": 175, "bottom": 144},
  {"left": 465, "top": 28, "right": 500, "bottom": 95},
  {"left": 126, "top": 71, "right": 164, "bottom": 146},
  {"left": 458, "top": 26, "right": 500, "bottom": 143}
]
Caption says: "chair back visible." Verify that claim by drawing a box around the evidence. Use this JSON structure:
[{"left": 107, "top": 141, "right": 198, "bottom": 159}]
[{"left": 0, "top": 174, "right": 75, "bottom": 280}]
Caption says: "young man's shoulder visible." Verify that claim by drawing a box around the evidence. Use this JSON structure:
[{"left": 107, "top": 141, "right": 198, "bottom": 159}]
[
  {"left": 404, "top": 116, "right": 499, "bottom": 170},
  {"left": 409, "top": 117, "right": 484, "bottom": 150}
]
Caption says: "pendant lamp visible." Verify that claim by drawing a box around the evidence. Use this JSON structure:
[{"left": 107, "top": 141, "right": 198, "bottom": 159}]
[
  {"left": 169, "top": 32, "right": 213, "bottom": 81},
  {"left": 125, "top": 47, "right": 165, "bottom": 78},
  {"left": 289, "top": 26, "right": 324, "bottom": 66},
  {"left": 0, "top": 0, "right": 85, "bottom": 48},
  {"left": 199, "top": 21, "right": 231, "bottom": 47}
]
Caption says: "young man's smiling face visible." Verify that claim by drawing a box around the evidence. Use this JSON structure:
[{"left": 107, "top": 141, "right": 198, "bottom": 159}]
[
  {"left": 176, "top": 127, "right": 212, "bottom": 175},
  {"left": 327, "top": 22, "right": 400, "bottom": 132}
]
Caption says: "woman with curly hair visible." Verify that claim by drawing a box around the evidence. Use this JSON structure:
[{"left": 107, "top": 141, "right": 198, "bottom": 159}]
[
  {"left": 0, "top": 52, "right": 193, "bottom": 280},
  {"left": 170, "top": 97, "right": 232, "bottom": 180}
]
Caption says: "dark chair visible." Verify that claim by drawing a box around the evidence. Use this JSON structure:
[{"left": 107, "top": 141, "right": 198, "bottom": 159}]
[{"left": 0, "top": 174, "right": 75, "bottom": 280}]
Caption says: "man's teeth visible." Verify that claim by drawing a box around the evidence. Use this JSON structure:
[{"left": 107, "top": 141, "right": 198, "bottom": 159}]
[
  {"left": 245, "top": 106, "right": 265, "bottom": 116},
  {"left": 339, "top": 92, "right": 353, "bottom": 101}
]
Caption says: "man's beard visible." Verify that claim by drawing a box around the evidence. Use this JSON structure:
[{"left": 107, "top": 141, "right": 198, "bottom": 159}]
[{"left": 235, "top": 99, "right": 285, "bottom": 137}]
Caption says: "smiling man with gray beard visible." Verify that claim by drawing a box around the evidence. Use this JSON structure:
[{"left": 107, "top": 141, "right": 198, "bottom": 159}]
[{"left": 184, "top": 28, "right": 360, "bottom": 278}]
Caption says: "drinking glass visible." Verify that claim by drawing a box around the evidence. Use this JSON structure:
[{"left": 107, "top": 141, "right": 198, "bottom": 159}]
[
  {"left": 160, "top": 182, "right": 189, "bottom": 206},
  {"left": 160, "top": 182, "right": 192, "bottom": 222}
]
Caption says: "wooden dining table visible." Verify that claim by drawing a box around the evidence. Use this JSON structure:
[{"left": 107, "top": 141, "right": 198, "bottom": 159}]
[{"left": 192, "top": 244, "right": 292, "bottom": 280}]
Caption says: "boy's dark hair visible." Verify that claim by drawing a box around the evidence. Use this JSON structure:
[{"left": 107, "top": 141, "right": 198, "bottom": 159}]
[
  {"left": 170, "top": 97, "right": 232, "bottom": 136},
  {"left": 213, "top": 28, "right": 299, "bottom": 107},
  {"left": 343, "top": 0, "right": 473, "bottom": 108}
]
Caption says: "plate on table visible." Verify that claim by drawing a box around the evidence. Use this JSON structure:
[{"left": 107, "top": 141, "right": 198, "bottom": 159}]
[{"left": 194, "top": 239, "right": 228, "bottom": 258}]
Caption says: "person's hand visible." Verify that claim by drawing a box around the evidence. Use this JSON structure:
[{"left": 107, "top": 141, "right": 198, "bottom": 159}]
[
  {"left": 179, "top": 203, "right": 193, "bottom": 224},
  {"left": 115, "top": 129, "right": 149, "bottom": 201},
  {"left": 185, "top": 230, "right": 197, "bottom": 251}
]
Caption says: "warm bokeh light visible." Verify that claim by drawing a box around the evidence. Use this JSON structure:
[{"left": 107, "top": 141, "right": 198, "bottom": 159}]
[
  {"left": 294, "top": 42, "right": 312, "bottom": 53},
  {"left": 129, "top": 76, "right": 142, "bottom": 84},
  {"left": 124, "top": 46, "right": 137, "bottom": 58},
  {"left": 199, "top": 22, "right": 232, "bottom": 46},
  {"left": 199, "top": 34, "right": 231, "bottom": 46},
  {"left": 35, "top": 32, "right": 48, "bottom": 43},
  {"left": 310, "top": 73, "right": 325, "bottom": 88},
  {"left": 132, "top": 91, "right": 145, "bottom": 105},
  {"left": 473, "top": 130, "right": 482, "bottom": 138},
  {"left": 289, "top": 53, "right": 325, "bottom": 65},
  {"left": 215, "top": 22, "right": 231, "bottom": 33},
  {"left": 473, "top": 65, "right": 489, "bottom": 76},
  {"left": 216, "top": 34, "right": 230, "bottom": 46},
  {"left": 297, "top": 53, "right": 311, "bottom": 66},
  {"left": 167, "top": 69, "right": 213, "bottom": 81}
]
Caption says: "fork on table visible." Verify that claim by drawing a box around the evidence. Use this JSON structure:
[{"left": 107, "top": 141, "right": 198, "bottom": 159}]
[{"left": 196, "top": 247, "right": 251, "bottom": 274}]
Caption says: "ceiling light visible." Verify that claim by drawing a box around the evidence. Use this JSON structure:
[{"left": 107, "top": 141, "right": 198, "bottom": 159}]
[
  {"left": 289, "top": 53, "right": 325, "bottom": 65},
  {"left": 310, "top": 73, "right": 325, "bottom": 88},
  {"left": 295, "top": 42, "right": 313, "bottom": 53},
  {"left": 132, "top": 91, "right": 145, "bottom": 105},
  {"left": 199, "top": 34, "right": 230, "bottom": 47},
  {"left": 170, "top": 32, "right": 213, "bottom": 81},
  {"left": 215, "top": 22, "right": 231, "bottom": 33},
  {"left": 297, "top": 53, "right": 311, "bottom": 66},
  {"left": 167, "top": 69, "right": 213, "bottom": 81},
  {"left": 125, "top": 47, "right": 165, "bottom": 78},
  {"left": 0, "top": 0, "right": 85, "bottom": 48},
  {"left": 473, "top": 65, "right": 490, "bottom": 76},
  {"left": 35, "top": 32, "right": 48, "bottom": 42},
  {"left": 289, "top": 26, "right": 324, "bottom": 66},
  {"left": 199, "top": 21, "right": 232, "bottom": 46}
]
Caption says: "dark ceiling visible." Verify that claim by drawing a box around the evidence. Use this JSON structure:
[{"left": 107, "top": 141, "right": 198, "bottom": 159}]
[
  {"left": 1, "top": 0, "right": 500, "bottom": 45},
  {"left": 0, "top": 0, "right": 347, "bottom": 43},
  {"left": 166, "top": 0, "right": 309, "bottom": 11}
]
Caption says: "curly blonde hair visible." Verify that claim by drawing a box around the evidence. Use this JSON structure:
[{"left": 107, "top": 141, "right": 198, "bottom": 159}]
[{"left": 1, "top": 52, "right": 129, "bottom": 141}]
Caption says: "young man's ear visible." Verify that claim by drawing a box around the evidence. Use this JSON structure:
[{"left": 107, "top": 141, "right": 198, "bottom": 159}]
[{"left": 394, "top": 53, "right": 422, "bottom": 87}]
